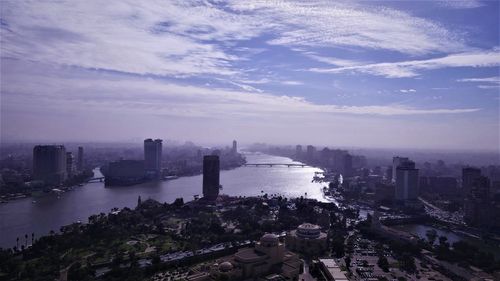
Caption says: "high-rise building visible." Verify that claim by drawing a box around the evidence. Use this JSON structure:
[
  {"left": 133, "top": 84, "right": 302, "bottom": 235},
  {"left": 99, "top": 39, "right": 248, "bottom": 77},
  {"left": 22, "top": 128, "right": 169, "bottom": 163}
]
[
  {"left": 395, "top": 161, "right": 419, "bottom": 201},
  {"left": 77, "top": 146, "right": 84, "bottom": 171},
  {"left": 144, "top": 138, "right": 162, "bottom": 177},
  {"left": 462, "top": 167, "right": 482, "bottom": 196},
  {"left": 306, "top": 145, "right": 316, "bottom": 162},
  {"left": 392, "top": 156, "right": 410, "bottom": 183},
  {"left": 232, "top": 140, "right": 237, "bottom": 154},
  {"left": 295, "top": 145, "right": 302, "bottom": 158},
  {"left": 33, "top": 145, "right": 67, "bottom": 185},
  {"left": 343, "top": 154, "right": 353, "bottom": 177},
  {"left": 464, "top": 175, "right": 492, "bottom": 226},
  {"left": 66, "top": 152, "right": 74, "bottom": 179},
  {"left": 203, "top": 155, "right": 220, "bottom": 201}
]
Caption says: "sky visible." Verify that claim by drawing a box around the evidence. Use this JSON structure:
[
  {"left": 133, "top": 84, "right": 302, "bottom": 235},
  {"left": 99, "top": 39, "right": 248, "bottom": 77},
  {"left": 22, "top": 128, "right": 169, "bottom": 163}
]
[{"left": 0, "top": 0, "right": 499, "bottom": 151}]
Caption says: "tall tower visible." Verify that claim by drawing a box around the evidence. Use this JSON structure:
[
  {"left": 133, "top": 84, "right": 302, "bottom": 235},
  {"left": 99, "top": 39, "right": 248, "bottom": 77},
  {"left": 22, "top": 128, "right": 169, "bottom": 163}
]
[
  {"left": 395, "top": 161, "right": 419, "bottom": 201},
  {"left": 33, "top": 145, "right": 67, "bottom": 185},
  {"left": 77, "top": 146, "right": 84, "bottom": 171},
  {"left": 392, "top": 156, "right": 410, "bottom": 183},
  {"left": 203, "top": 155, "right": 220, "bottom": 201},
  {"left": 295, "top": 145, "right": 302, "bottom": 158},
  {"left": 144, "top": 139, "right": 162, "bottom": 177},
  {"left": 462, "top": 167, "right": 482, "bottom": 196}
]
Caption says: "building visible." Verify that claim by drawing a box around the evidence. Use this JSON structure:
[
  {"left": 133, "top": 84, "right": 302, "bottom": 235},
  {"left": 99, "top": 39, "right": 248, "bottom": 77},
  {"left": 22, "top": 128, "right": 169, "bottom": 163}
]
[
  {"left": 420, "top": 176, "right": 458, "bottom": 196},
  {"left": 295, "top": 145, "right": 302, "bottom": 158},
  {"left": 105, "top": 160, "right": 145, "bottom": 186},
  {"left": 203, "top": 155, "right": 220, "bottom": 201},
  {"left": 66, "top": 152, "right": 74, "bottom": 179},
  {"left": 77, "top": 146, "right": 84, "bottom": 171},
  {"left": 343, "top": 154, "right": 353, "bottom": 177},
  {"left": 392, "top": 156, "right": 409, "bottom": 183},
  {"left": 232, "top": 140, "right": 237, "bottom": 154},
  {"left": 318, "top": 259, "right": 348, "bottom": 281},
  {"left": 286, "top": 223, "right": 328, "bottom": 256},
  {"left": 395, "top": 160, "right": 419, "bottom": 201},
  {"left": 209, "top": 234, "right": 302, "bottom": 281},
  {"left": 33, "top": 145, "right": 67, "bottom": 185},
  {"left": 144, "top": 138, "right": 162, "bottom": 177},
  {"left": 462, "top": 167, "right": 482, "bottom": 196},
  {"left": 306, "top": 145, "right": 316, "bottom": 163}
]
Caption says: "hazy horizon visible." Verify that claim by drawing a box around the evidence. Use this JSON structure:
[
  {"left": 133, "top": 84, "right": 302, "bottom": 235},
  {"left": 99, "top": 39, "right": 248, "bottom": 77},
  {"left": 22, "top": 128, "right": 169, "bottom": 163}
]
[{"left": 1, "top": 1, "right": 499, "bottom": 151}]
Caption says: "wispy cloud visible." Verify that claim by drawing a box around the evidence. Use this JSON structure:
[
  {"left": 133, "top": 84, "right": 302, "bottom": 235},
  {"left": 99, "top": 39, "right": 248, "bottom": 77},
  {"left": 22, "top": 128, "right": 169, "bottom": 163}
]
[
  {"left": 309, "top": 49, "right": 500, "bottom": 78},
  {"left": 458, "top": 76, "right": 500, "bottom": 89},
  {"left": 437, "top": 0, "right": 484, "bottom": 9},
  {"left": 399, "top": 89, "right": 417, "bottom": 93}
]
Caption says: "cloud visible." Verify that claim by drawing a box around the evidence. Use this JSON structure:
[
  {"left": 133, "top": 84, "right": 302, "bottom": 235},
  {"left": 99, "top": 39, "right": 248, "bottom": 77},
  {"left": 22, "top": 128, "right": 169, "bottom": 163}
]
[
  {"left": 437, "top": 0, "right": 484, "bottom": 9},
  {"left": 1, "top": 60, "right": 479, "bottom": 117},
  {"left": 399, "top": 89, "right": 417, "bottom": 93},
  {"left": 309, "top": 49, "right": 500, "bottom": 78},
  {"left": 457, "top": 76, "right": 500, "bottom": 89},
  {"left": 230, "top": 1, "right": 466, "bottom": 55}
]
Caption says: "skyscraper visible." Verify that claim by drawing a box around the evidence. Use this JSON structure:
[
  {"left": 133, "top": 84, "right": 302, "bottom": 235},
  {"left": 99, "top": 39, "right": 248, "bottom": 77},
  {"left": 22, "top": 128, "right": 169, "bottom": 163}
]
[
  {"left": 232, "top": 140, "right": 237, "bottom": 154},
  {"left": 395, "top": 160, "right": 419, "bottom": 201},
  {"left": 66, "top": 152, "right": 74, "bottom": 179},
  {"left": 203, "top": 155, "right": 220, "bottom": 201},
  {"left": 33, "top": 145, "right": 67, "bottom": 185},
  {"left": 392, "top": 156, "right": 410, "bottom": 183},
  {"left": 144, "top": 138, "right": 162, "bottom": 177},
  {"left": 306, "top": 145, "right": 316, "bottom": 162},
  {"left": 343, "top": 154, "right": 353, "bottom": 177},
  {"left": 77, "top": 146, "right": 84, "bottom": 171}
]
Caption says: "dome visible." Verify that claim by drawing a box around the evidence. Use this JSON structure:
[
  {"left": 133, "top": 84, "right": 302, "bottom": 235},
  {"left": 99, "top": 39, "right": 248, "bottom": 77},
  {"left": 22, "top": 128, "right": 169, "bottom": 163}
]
[
  {"left": 296, "top": 223, "right": 321, "bottom": 239},
  {"left": 260, "top": 233, "right": 279, "bottom": 246},
  {"left": 218, "top": 261, "right": 233, "bottom": 272}
]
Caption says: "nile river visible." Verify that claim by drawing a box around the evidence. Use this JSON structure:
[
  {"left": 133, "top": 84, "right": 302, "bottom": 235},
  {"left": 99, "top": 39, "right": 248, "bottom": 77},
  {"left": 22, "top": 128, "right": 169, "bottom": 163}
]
[{"left": 0, "top": 153, "right": 326, "bottom": 248}]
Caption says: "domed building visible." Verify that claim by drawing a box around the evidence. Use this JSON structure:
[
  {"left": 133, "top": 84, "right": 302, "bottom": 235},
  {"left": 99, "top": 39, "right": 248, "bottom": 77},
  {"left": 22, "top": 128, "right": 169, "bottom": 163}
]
[
  {"left": 286, "top": 223, "right": 328, "bottom": 256},
  {"left": 209, "top": 233, "right": 302, "bottom": 280}
]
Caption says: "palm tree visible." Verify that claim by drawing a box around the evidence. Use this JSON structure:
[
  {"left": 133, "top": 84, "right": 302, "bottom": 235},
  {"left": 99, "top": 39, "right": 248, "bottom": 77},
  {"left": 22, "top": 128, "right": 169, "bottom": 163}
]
[
  {"left": 16, "top": 237, "right": 19, "bottom": 248},
  {"left": 31, "top": 233, "right": 35, "bottom": 244},
  {"left": 24, "top": 234, "right": 28, "bottom": 246}
]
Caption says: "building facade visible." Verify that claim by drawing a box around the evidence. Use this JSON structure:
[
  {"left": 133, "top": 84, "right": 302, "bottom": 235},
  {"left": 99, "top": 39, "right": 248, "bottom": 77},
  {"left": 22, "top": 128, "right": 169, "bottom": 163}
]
[
  {"left": 33, "top": 145, "right": 67, "bottom": 185},
  {"left": 144, "top": 138, "right": 162, "bottom": 177},
  {"left": 395, "top": 161, "right": 419, "bottom": 201},
  {"left": 286, "top": 223, "right": 328, "bottom": 256},
  {"left": 203, "top": 155, "right": 220, "bottom": 201}
]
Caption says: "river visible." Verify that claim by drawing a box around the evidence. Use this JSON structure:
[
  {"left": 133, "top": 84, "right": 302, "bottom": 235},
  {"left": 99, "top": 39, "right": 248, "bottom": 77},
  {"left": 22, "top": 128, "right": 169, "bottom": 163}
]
[{"left": 0, "top": 153, "right": 326, "bottom": 248}]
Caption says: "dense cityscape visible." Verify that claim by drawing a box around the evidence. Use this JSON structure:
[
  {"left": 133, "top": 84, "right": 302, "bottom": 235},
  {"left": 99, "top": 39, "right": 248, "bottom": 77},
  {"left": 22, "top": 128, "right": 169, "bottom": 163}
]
[
  {"left": 0, "top": 140, "right": 499, "bottom": 280},
  {"left": 1, "top": 0, "right": 500, "bottom": 281}
]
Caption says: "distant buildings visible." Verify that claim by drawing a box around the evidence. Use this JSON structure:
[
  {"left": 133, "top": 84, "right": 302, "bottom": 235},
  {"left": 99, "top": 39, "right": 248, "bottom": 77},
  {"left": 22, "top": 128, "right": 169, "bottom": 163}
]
[
  {"left": 203, "top": 155, "right": 220, "bottom": 201},
  {"left": 462, "top": 167, "right": 482, "bottom": 196},
  {"left": 77, "top": 146, "right": 84, "bottom": 171},
  {"left": 286, "top": 223, "right": 328, "bottom": 256},
  {"left": 144, "top": 139, "right": 162, "bottom": 178},
  {"left": 306, "top": 145, "right": 316, "bottom": 163},
  {"left": 33, "top": 145, "right": 67, "bottom": 185},
  {"left": 395, "top": 160, "right": 419, "bottom": 201}
]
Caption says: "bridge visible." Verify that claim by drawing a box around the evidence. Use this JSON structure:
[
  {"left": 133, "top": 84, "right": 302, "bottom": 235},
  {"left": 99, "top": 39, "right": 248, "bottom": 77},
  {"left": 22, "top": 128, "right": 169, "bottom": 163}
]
[
  {"left": 87, "top": 177, "right": 105, "bottom": 183},
  {"left": 244, "top": 163, "right": 307, "bottom": 167}
]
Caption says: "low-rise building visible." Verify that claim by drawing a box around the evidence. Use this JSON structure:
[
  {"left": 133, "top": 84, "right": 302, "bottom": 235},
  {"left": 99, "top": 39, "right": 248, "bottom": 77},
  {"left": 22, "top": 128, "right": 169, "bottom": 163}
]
[{"left": 286, "top": 223, "right": 328, "bottom": 256}]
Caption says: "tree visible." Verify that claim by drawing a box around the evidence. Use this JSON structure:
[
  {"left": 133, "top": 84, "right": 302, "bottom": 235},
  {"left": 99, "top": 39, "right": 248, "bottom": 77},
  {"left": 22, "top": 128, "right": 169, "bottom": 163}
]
[
  {"left": 425, "top": 229, "right": 437, "bottom": 246},
  {"left": 345, "top": 256, "right": 351, "bottom": 270},
  {"left": 377, "top": 255, "right": 389, "bottom": 272}
]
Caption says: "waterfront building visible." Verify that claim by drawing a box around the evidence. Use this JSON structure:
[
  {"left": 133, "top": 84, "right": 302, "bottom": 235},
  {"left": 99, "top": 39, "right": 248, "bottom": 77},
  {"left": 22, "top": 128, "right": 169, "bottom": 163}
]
[
  {"left": 395, "top": 160, "right": 419, "bottom": 201},
  {"left": 203, "top": 155, "right": 220, "bottom": 201},
  {"left": 66, "top": 152, "right": 74, "bottom": 179},
  {"left": 144, "top": 138, "right": 162, "bottom": 177},
  {"left": 286, "top": 223, "right": 328, "bottom": 256},
  {"left": 77, "top": 146, "right": 84, "bottom": 171},
  {"left": 209, "top": 233, "right": 302, "bottom": 280},
  {"left": 33, "top": 145, "right": 67, "bottom": 185},
  {"left": 392, "top": 156, "right": 409, "bottom": 183}
]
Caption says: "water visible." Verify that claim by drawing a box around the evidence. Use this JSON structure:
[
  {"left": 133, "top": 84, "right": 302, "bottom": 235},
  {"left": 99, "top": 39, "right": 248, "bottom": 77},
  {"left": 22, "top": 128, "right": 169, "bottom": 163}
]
[{"left": 0, "top": 153, "right": 326, "bottom": 248}]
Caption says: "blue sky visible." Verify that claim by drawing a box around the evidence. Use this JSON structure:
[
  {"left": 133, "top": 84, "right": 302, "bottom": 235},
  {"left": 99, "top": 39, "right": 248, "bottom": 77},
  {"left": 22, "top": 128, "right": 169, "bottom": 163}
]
[{"left": 0, "top": 0, "right": 499, "bottom": 150}]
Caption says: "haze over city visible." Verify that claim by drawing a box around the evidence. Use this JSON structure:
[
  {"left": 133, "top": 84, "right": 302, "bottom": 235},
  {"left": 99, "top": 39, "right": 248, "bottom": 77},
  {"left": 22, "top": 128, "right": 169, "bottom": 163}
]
[{"left": 1, "top": 0, "right": 499, "bottom": 150}]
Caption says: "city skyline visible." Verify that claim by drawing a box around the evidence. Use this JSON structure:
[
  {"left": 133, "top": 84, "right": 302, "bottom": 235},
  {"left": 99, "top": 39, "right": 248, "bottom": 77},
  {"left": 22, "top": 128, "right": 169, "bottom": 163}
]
[{"left": 1, "top": 0, "right": 499, "bottom": 150}]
